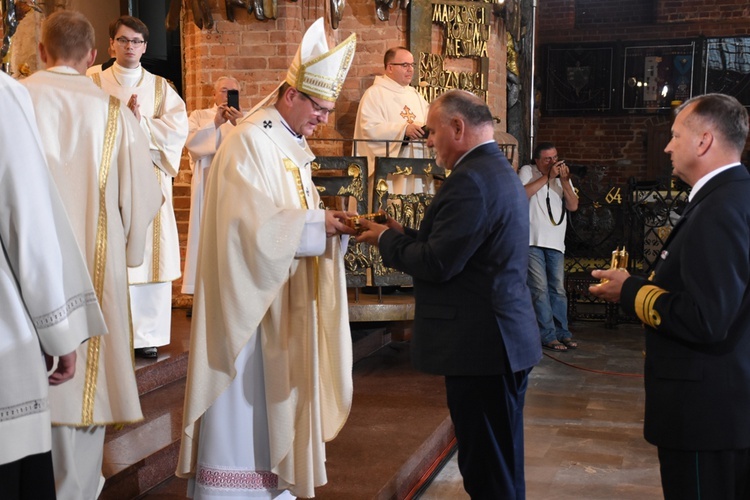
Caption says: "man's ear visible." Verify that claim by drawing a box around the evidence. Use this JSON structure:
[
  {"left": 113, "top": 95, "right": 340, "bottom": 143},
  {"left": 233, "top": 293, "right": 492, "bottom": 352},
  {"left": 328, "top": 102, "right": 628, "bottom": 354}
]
[
  {"left": 451, "top": 117, "right": 464, "bottom": 139},
  {"left": 38, "top": 42, "right": 48, "bottom": 64},
  {"left": 696, "top": 132, "right": 713, "bottom": 157},
  {"left": 284, "top": 86, "right": 297, "bottom": 106},
  {"left": 85, "top": 48, "right": 97, "bottom": 69}
]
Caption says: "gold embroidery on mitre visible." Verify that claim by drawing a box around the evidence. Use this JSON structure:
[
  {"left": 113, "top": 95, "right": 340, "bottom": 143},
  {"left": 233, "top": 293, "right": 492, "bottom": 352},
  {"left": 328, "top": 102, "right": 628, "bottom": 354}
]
[
  {"left": 285, "top": 18, "right": 356, "bottom": 103},
  {"left": 635, "top": 284, "right": 667, "bottom": 329},
  {"left": 82, "top": 95, "right": 119, "bottom": 424}
]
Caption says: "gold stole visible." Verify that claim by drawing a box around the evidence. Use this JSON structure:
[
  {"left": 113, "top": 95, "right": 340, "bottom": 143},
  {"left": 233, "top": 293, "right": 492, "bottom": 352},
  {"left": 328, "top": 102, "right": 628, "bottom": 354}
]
[
  {"left": 151, "top": 76, "right": 165, "bottom": 281},
  {"left": 90, "top": 72, "right": 165, "bottom": 282},
  {"left": 282, "top": 158, "right": 322, "bottom": 306},
  {"left": 81, "top": 96, "right": 119, "bottom": 424}
]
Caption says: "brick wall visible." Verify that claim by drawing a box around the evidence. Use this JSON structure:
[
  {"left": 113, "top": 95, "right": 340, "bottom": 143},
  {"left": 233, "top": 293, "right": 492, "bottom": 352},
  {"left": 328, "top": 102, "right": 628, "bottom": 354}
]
[
  {"left": 535, "top": 0, "right": 750, "bottom": 182},
  {"left": 575, "top": 0, "right": 655, "bottom": 27}
]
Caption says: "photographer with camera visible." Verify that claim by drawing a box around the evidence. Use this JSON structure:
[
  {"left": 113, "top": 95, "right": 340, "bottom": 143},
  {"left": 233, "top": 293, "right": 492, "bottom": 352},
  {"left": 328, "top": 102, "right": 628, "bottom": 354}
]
[{"left": 519, "top": 142, "right": 579, "bottom": 352}]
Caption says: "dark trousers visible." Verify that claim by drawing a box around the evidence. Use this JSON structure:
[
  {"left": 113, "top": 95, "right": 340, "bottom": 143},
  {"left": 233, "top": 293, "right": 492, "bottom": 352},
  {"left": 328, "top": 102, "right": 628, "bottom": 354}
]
[
  {"left": 0, "top": 451, "right": 56, "bottom": 500},
  {"left": 445, "top": 368, "right": 531, "bottom": 500},
  {"left": 658, "top": 447, "right": 750, "bottom": 500}
]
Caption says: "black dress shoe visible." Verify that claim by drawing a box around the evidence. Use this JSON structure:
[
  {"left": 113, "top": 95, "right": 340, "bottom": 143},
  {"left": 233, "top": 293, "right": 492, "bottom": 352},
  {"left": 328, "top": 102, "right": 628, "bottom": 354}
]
[{"left": 135, "top": 347, "right": 158, "bottom": 359}]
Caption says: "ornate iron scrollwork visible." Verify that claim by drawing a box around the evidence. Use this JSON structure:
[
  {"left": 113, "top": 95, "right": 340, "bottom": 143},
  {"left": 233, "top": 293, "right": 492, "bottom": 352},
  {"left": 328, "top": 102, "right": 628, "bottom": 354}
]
[{"left": 311, "top": 157, "right": 370, "bottom": 287}]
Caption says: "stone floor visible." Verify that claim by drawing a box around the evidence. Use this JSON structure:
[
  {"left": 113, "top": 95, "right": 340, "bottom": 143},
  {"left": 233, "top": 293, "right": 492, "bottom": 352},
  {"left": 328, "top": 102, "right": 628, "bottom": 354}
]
[
  {"left": 107, "top": 313, "right": 663, "bottom": 499},
  {"left": 418, "top": 321, "right": 663, "bottom": 500}
]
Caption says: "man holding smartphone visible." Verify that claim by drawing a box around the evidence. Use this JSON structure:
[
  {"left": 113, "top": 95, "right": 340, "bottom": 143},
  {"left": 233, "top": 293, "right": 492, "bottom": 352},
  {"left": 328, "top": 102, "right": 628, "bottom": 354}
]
[{"left": 182, "top": 76, "right": 243, "bottom": 296}]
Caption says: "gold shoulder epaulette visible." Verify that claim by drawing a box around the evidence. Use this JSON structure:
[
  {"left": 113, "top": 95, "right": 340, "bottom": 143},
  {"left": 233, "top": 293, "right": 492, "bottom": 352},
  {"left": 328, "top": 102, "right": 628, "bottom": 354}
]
[{"left": 635, "top": 284, "right": 667, "bottom": 328}]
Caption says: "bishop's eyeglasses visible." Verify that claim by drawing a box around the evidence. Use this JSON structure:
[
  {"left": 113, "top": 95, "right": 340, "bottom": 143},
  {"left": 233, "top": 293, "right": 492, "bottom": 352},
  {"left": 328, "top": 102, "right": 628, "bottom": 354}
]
[{"left": 298, "top": 92, "right": 336, "bottom": 117}]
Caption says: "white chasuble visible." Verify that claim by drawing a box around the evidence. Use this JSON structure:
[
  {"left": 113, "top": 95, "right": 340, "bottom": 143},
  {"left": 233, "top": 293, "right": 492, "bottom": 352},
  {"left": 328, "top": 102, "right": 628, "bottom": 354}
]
[
  {"left": 353, "top": 75, "right": 430, "bottom": 177},
  {"left": 178, "top": 106, "right": 352, "bottom": 499},
  {"left": 96, "top": 62, "right": 188, "bottom": 284},
  {"left": 0, "top": 72, "right": 105, "bottom": 465},
  {"left": 22, "top": 67, "right": 162, "bottom": 425}
]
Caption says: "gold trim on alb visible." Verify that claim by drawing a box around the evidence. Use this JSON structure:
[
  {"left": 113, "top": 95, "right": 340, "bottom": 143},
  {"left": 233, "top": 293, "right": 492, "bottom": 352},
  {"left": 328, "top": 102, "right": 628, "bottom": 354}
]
[{"left": 82, "top": 95, "right": 118, "bottom": 424}]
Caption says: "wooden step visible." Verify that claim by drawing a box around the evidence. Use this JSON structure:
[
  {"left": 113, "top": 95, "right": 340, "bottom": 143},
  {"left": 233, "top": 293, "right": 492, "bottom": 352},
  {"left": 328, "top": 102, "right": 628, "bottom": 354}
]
[
  {"left": 100, "top": 378, "right": 185, "bottom": 499},
  {"left": 100, "top": 311, "right": 192, "bottom": 499}
]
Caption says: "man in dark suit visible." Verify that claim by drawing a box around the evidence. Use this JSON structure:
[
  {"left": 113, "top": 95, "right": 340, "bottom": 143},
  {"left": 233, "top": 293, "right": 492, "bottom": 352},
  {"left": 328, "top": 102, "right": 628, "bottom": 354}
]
[
  {"left": 357, "top": 90, "right": 542, "bottom": 499},
  {"left": 590, "top": 93, "right": 750, "bottom": 499}
]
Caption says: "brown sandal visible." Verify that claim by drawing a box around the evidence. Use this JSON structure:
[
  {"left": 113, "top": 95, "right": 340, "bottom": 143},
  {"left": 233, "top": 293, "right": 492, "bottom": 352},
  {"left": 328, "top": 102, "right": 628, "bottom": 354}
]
[
  {"left": 561, "top": 338, "right": 578, "bottom": 349},
  {"left": 542, "top": 340, "right": 568, "bottom": 352}
]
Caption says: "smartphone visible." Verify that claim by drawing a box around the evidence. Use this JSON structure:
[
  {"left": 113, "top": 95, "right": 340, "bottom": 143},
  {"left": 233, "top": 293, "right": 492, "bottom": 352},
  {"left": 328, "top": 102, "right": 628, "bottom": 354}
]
[{"left": 227, "top": 89, "right": 240, "bottom": 110}]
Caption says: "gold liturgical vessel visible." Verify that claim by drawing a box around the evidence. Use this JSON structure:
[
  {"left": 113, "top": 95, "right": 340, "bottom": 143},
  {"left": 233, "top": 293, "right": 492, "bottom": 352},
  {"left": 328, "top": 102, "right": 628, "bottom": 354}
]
[
  {"left": 344, "top": 212, "right": 388, "bottom": 234},
  {"left": 601, "top": 247, "right": 628, "bottom": 283}
]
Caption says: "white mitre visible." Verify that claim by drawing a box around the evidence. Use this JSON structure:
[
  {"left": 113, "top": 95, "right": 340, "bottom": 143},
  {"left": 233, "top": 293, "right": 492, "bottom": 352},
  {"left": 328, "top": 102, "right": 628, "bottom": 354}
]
[{"left": 285, "top": 17, "right": 356, "bottom": 103}]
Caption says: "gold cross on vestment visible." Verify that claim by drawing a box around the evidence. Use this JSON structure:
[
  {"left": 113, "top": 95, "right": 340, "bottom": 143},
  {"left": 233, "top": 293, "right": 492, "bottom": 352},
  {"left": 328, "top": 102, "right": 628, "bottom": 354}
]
[{"left": 400, "top": 105, "right": 416, "bottom": 124}]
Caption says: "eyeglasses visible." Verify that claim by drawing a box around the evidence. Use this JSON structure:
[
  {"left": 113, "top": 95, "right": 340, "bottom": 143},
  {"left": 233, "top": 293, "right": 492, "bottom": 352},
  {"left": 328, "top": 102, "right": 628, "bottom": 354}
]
[
  {"left": 298, "top": 92, "right": 335, "bottom": 116},
  {"left": 541, "top": 155, "right": 559, "bottom": 162},
  {"left": 115, "top": 37, "right": 146, "bottom": 47},
  {"left": 389, "top": 62, "right": 417, "bottom": 69}
]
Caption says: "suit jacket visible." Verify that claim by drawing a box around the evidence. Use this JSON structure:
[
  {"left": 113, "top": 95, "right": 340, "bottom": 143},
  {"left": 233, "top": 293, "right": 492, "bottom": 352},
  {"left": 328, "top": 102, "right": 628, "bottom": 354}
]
[
  {"left": 379, "top": 142, "right": 542, "bottom": 376},
  {"left": 621, "top": 165, "right": 750, "bottom": 450}
]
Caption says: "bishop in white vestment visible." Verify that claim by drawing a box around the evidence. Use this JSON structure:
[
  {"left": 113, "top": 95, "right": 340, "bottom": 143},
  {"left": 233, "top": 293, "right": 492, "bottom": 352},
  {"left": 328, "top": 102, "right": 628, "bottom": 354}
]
[{"left": 177, "top": 18, "right": 357, "bottom": 499}]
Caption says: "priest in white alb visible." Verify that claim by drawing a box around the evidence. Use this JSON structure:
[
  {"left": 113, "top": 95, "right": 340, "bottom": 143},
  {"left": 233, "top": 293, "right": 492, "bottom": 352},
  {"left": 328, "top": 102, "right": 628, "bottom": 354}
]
[
  {"left": 90, "top": 15, "right": 189, "bottom": 358},
  {"left": 21, "top": 11, "right": 163, "bottom": 499},
  {"left": 177, "top": 18, "right": 357, "bottom": 499},
  {"left": 0, "top": 69, "right": 106, "bottom": 500},
  {"left": 182, "top": 75, "right": 243, "bottom": 295},
  {"left": 353, "top": 46, "right": 430, "bottom": 191}
]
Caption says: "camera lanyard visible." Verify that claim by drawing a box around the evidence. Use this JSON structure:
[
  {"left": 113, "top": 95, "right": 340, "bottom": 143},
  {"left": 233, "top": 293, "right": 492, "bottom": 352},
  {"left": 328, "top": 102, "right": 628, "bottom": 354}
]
[{"left": 545, "top": 177, "right": 566, "bottom": 226}]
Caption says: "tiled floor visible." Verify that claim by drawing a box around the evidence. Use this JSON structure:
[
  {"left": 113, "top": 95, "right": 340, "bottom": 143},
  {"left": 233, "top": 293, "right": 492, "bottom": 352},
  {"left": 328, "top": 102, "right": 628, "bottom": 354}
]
[{"left": 418, "top": 321, "right": 663, "bottom": 499}]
